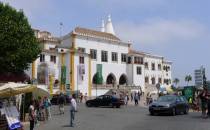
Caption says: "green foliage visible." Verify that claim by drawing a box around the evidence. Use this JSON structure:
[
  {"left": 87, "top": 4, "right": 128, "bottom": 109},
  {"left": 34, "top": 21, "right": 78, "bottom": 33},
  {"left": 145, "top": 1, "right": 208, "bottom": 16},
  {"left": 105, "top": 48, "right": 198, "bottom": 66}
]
[
  {"left": 185, "top": 75, "right": 192, "bottom": 85},
  {"left": 0, "top": 3, "right": 41, "bottom": 73},
  {"left": 173, "top": 78, "right": 180, "bottom": 86}
]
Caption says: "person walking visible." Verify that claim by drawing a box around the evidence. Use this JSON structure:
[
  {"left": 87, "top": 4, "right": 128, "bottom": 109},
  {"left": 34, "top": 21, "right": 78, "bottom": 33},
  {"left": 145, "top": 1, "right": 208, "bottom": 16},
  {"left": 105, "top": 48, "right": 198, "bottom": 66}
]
[
  {"left": 58, "top": 93, "right": 66, "bottom": 115},
  {"left": 70, "top": 94, "right": 77, "bottom": 127},
  {"left": 124, "top": 94, "right": 129, "bottom": 106},
  {"left": 43, "top": 96, "right": 51, "bottom": 120},
  {"left": 84, "top": 93, "right": 88, "bottom": 102},
  {"left": 198, "top": 87, "right": 208, "bottom": 118},
  {"left": 130, "top": 92, "right": 133, "bottom": 102},
  {"left": 29, "top": 100, "right": 35, "bottom": 130},
  {"left": 134, "top": 93, "right": 139, "bottom": 105}
]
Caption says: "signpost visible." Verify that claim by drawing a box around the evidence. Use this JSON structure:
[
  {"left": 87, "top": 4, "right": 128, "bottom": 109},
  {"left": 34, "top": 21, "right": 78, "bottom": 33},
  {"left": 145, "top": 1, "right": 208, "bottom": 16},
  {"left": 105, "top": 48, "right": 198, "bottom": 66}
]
[{"left": 182, "top": 86, "right": 195, "bottom": 100}]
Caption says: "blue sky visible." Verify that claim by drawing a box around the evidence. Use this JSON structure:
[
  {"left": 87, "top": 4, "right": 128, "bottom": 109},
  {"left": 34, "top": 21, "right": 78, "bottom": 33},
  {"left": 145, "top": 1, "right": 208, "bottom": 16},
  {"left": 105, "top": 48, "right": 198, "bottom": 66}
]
[{"left": 2, "top": 0, "right": 210, "bottom": 85}]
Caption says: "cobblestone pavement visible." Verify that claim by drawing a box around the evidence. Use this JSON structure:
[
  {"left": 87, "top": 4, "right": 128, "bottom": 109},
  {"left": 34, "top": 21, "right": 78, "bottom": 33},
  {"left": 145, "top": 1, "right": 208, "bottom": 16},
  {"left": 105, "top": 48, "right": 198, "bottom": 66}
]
[{"left": 24, "top": 103, "right": 210, "bottom": 130}]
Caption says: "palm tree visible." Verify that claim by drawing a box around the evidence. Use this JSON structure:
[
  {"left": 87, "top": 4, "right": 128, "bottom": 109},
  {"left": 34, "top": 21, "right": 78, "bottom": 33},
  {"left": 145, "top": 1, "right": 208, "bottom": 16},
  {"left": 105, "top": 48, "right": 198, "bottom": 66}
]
[
  {"left": 173, "top": 78, "right": 180, "bottom": 87},
  {"left": 185, "top": 75, "right": 192, "bottom": 86}
]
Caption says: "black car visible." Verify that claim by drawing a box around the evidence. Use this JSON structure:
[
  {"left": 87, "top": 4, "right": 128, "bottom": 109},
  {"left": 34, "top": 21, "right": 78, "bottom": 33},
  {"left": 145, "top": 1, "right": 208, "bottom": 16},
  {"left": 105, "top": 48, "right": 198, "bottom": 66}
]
[
  {"left": 149, "top": 95, "right": 189, "bottom": 116},
  {"left": 86, "top": 95, "right": 124, "bottom": 108},
  {"left": 50, "top": 95, "right": 71, "bottom": 105}
]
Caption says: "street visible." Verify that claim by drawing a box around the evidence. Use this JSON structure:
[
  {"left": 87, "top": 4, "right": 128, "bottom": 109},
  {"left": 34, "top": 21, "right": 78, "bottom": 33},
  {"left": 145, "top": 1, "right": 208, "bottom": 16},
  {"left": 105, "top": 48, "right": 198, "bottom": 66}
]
[{"left": 25, "top": 103, "right": 210, "bottom": 130}]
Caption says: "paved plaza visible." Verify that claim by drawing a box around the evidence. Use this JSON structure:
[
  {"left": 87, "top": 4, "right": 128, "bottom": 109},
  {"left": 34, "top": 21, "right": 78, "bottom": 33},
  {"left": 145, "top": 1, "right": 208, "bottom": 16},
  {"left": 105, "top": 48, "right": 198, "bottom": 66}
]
[{"left": 24, "top": 103, "right": 210, "bottom": 130}]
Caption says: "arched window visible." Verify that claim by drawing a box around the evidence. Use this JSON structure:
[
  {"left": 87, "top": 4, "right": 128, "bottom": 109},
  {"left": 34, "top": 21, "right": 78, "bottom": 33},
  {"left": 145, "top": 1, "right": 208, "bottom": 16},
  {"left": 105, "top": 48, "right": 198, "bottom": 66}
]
[
  {"left": 119, "top": 74, "right": 128, "bottom": 85},
  {"left": 106, "top": 73, "right": 116, "bottom": 85}
]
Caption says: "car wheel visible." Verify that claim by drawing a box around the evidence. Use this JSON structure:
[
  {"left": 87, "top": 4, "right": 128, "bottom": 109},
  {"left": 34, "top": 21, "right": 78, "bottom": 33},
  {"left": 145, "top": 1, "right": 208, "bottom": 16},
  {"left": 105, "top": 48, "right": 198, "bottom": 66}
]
[
  {"left": 150, "top": 111, "right": 154, "bottom": 116},
  {"left": 116, "top": 105, "right": 120, "bottom": 108},
  {"left": 184, "top": 107, "right": 189, "bottom": 114},
  {"left": 172, "top": 108, "right": 176, "bottom": 116},
  {"left": 86, "top": 102, "right": 91, "bottom": 107},
  {"left": 109, "top": 103, "right": 114, "bottom": 108}
]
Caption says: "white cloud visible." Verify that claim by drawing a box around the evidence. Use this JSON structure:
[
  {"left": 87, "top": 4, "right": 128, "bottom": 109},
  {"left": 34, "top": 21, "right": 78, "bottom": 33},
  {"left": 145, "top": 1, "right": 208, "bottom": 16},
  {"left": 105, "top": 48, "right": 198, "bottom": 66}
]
[
  {"left": 1, "top": 0, "right": 53, "bottom": 19},
  {"left": 115, "top": 19, "right": 209, "bottom": 45},
  {"left": 84, "top": 0, "right": 167, "bottom": 9}
]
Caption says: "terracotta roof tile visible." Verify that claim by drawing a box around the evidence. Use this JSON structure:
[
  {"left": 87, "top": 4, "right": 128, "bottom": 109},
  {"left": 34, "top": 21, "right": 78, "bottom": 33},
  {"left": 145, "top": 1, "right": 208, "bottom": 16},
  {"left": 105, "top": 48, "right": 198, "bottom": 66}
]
[
  {"left": 129, "top": 50, "right": 146, "bottom": 55},
  {"left": 74, "top": 27, "right": 121, "bottom": 41}
]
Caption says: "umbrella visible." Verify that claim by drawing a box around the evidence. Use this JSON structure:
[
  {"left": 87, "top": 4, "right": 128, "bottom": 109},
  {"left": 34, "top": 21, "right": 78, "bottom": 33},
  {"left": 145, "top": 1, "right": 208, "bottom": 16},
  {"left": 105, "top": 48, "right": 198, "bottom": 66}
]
[
  {"left": 0, "top": 82, "right": 36, "bottom": 98},
  {"left": 32, "top": 85, "right": 50, "bottom": 98}
]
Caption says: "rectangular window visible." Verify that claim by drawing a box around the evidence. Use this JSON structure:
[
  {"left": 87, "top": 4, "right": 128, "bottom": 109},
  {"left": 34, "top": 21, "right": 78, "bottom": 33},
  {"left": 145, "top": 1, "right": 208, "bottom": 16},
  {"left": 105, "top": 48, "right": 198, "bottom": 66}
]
[
  {"left": 136, "top": 66, "right": 142, "bottom": 75},
  {"left": 40, "top": 54, "right": 45, "bottom": 62},
  {"left": 90, "top": 49, "right": 97, "bottom": 59},
  {"left": 79, "top": 56, "right": 84, "bottom": 64},
  {"left": 158, "top": 64, "right": 161, "bottom": 70},
  {"left": 121, "top": 53, "right": 127, "bottom": 62},
  {"left": 145, "top": 62, "right": 148, "bottom": 69},
  {"left": 112, "top": 52, "right": 118, "bottom": 62},
  {"left": 152, "top": 63, "right": 155, "bottom": 71},
  {"left": 134, "top": 57, "right": 143, "bottom": 64},
  {"left": 145, "top": 77, "right": 149, "bottom": 83},
  {"left": 158, "top": 78, "right": 162, "bottom": 83},
  {"left": 50, "top": 55, "right": 56, "bottom": 63},
  {"left": 152, "top": 77, "right": 156, "bottom": 84},
  {"left": 127, "top": 57, "right": 132, "bottom": 64},
  {"left": 101, "top": 51, "right": 108, "bottom": 62},
  {"left": 78, "top": 47, "right": 86, "bottom": 53}
]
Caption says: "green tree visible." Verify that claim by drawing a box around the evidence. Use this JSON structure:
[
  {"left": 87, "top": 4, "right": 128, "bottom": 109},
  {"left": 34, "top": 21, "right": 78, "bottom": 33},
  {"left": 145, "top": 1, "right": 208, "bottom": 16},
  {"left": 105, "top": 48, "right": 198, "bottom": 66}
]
[
  {"left": 173, "top": 78, "right": 180, "bottom": 87},
  {"left": 185, "top": 75, "right": 192, "bottom": 86},
  {"left": 0, "top": 3, "right": 41, "bottom": 73}
]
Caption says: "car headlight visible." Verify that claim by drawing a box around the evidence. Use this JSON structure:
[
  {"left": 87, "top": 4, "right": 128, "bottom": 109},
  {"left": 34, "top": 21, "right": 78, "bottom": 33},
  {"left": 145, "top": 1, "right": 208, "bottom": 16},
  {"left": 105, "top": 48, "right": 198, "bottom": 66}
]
[{"left": 166, "top": 104, "right": 170, "bottom": 107}]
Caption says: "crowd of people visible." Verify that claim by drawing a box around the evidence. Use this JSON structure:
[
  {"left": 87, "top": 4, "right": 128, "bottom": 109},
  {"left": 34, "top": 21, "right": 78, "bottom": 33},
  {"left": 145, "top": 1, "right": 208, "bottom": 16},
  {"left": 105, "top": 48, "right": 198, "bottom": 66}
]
[
  {"left": 29, "top": 96, "right": 52, "bottom": 130},
  {"left": 123, "top": 91, "right": 143, "bottom": 106},
  {"left": 28, "top": 93, "right": 79, "bottom": 130}
]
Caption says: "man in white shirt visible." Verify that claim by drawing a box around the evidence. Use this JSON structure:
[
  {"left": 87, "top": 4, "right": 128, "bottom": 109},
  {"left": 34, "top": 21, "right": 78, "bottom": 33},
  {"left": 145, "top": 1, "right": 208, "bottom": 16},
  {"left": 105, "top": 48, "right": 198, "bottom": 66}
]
[{"left": 70, "top": 94, "right": 77, "bottom": 127}]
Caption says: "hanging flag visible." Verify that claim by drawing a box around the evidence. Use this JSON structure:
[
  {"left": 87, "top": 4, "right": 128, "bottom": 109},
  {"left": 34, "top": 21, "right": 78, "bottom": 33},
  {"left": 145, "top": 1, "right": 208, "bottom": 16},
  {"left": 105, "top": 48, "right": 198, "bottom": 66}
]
[
  {"left": 61, "top": 66, "right": 66, "bottom": 85},
  {"left": 96, "top": 64, "right": 103, "bottom": 84}
]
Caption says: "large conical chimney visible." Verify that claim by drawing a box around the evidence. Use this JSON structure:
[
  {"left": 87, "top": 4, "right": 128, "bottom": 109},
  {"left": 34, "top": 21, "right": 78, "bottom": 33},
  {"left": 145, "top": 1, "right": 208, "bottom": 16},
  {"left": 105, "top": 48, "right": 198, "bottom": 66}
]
[{"left": 105, "top": 15, "right": 115, "bottom": 35}]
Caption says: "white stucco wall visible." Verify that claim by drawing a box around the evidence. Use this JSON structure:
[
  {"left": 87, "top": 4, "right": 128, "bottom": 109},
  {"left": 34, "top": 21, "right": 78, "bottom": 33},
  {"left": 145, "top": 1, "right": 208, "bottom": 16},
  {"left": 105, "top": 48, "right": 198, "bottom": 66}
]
[
  {"left": 144, "top": 56, "right": 164, "bottom": 85},
  {"left": 75, "top": 37, "right": 129, "bottom": 85},
  {"left": 73, "top": 54, "right": 89, "bottom": 95},
  {"left": 133, "top": 64, "right": 145, "bottom": 90}
]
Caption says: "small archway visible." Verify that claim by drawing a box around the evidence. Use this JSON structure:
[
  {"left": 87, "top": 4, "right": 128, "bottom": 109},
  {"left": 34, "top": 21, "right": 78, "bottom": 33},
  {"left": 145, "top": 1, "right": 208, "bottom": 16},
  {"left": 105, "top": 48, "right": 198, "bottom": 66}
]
[
  {"left": 106, "top": 73, "right": 116, "bottom": 85},
  {"left": 37, "top": 63, "right": 48, "bottom": 84},
  {"left": 92, "top": 73, "right": 97, "bottom": 84},
  {"left": 119, "top": 74, "right": 128, "bottom": 85}
]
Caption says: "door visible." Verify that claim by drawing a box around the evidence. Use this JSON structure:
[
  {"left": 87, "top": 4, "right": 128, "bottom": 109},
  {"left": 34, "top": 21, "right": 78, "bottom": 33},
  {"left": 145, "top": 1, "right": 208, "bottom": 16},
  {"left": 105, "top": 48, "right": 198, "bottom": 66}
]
[
  {"left": 180, "top": 96, "right": 188, "bottom": 112},
  {"left": 175, "top": 97, "right": 183, "bottom": 113}
]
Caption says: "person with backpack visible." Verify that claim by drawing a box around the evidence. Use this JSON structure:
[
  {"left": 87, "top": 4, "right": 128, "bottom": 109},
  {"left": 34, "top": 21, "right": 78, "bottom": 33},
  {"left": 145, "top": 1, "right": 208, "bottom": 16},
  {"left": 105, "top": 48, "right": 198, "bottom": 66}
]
[{"left": 43, "top": 96, "right": 51, "bottom": 120}]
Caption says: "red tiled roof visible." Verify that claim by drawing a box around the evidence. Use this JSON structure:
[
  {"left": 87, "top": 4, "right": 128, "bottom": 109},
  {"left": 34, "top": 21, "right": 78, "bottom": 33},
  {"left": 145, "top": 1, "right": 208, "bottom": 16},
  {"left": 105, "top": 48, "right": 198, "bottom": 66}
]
[{"left": 74, "top": 27, "right": 121, "bottom": 41}]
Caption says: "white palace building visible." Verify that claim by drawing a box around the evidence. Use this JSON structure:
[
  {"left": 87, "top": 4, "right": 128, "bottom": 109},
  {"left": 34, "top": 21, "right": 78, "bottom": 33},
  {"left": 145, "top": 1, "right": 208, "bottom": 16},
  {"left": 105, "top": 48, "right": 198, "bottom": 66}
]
[{"left": 27, "top": 16, "right": 172, "bottom": 96}]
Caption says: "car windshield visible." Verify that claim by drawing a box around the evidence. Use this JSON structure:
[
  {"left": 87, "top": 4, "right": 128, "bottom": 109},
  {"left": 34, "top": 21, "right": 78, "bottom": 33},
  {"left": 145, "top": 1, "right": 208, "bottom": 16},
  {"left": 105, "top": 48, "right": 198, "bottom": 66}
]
[{"left": 157, "top": 96, "right": 176, "bottom": 102}]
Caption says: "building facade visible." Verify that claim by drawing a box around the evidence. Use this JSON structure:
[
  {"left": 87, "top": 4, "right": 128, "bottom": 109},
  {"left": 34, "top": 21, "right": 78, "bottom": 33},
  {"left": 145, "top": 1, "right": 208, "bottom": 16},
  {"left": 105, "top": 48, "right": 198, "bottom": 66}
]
[{"left": 27, "top": 16, "right": 172, "bottom": 96}]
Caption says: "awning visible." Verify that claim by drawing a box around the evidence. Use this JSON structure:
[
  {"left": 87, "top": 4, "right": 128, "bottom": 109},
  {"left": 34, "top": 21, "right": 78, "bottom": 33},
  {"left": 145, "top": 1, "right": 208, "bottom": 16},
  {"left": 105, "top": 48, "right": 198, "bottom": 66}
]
[{"left": 0, "top": 82, "right": 36, "bottom": 98}]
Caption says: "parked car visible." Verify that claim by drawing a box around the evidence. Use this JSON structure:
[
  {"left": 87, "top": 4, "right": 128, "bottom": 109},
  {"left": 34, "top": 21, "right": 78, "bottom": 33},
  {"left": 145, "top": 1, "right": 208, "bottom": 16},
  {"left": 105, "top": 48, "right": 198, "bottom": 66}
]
[
  {"left": 86, "top": 95, "right": 124, "bottom": 108},
  {"left": 50, "top": 95, "right": 71, "bottom": 105},
  {"left": 149, "top": 95, "right": 189, "bottom": 116}
]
